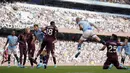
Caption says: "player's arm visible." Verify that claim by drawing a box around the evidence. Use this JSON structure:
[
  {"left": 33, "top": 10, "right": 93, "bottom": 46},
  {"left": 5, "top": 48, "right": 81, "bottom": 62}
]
[
  {"left": 18, "top": 35, "right": 22, "bottom": 43},
  {"left": 53, "top": 27, "right": 58, "bottom": 43},
  {"left": 79, "top": 24, "right": 83, "bottom": 30},
  {"left": 90, "top": 23, "right": 100, "bottom": 32},
  {"left": 118, "top": 42, "right": 127, "bottom": 46},
  {"left": 100, "top": 45, "right": 107, "bottom": 51},
  {"left": 3, "top": 38, "right": 9, "bottom": 50},
  {"left": 33, "top": 33, "right": 38, "bottom": 42},
  {"left": 31, "top": 34, "right": 35, "bottom": 44}
]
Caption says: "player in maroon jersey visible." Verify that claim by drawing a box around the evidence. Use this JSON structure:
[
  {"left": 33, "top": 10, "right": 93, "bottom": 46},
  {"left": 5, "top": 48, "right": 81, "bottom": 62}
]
[
  {"left": 35, "top": 21, "right": 58, "bottom": 69},
  {"left": 25, "top": 28, "right": 35, "bottom": 68},
  {"left": 18, "top": 31, "right": 27, "bottom": 68},
  {"left": 100, "top": 34, "right": 129, "bottom": 70}
]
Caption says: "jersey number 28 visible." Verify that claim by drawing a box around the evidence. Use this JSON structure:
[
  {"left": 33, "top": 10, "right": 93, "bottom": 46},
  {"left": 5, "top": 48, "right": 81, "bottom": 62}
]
[{"left": 47, "top": 29, "right": 53, "bottom": 35}]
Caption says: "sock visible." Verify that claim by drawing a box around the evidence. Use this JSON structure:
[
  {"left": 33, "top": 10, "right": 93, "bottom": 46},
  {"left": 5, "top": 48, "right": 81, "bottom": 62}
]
[
  {"left": 43, "top": 56, "right": 47, "bottom": 64},
  {"left": 40, "top": 55, "right": 43, "bottom": 63},
  {"left": 8, "top": 55, "right": 11, "bottom": 65},
  {"left": 77, "top": 44, "right": 81, "bottom": 50},
  {"left": 75, "top": 51, "right": 81, "bottom": 58},
  {"left": 53, "top": 57, "right": 56, "bottom": 64},
  {"left": 29, "top": 58, "right": 33, "bottom": 66},
  {"left": 121, "top": 57, "right": 125, "bottom": 64},
  {"left": 108, "top": 64, "right": 113, "bottom": 69},
  {"left": 14, "top": 54, "right": 19, "bottom": 63},
  {"left": 23, "top": 55, "right": 27, "bottom": 66}
]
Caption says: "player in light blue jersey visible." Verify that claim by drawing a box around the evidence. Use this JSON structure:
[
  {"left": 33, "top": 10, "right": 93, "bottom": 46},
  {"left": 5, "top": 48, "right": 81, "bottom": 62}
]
[
  {"left": 75, "top": 17, "right": 106, "bottom": 58},
  {"left": 3, "top": 31, "right": 20, "bottom": 68},
  {"left": 34, "top": 24, "right": 44, "bottom": 43},
  {"left": 120, "top": 37, "right": 130, "bottom": 65},
  {"left": 34, "top": 24, "right": 45, "bottom": 68}
]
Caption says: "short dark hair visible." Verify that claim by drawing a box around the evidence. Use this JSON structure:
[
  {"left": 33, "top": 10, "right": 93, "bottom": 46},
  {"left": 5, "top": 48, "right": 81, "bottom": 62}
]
[
  {"left": 34, "top": 24, "right": 38, "bottom": 27},
  {"left": 112, "top": 34, "right": 118, "bottom": 41},
  {"left": 50, "top": 21, "right": 55, "bottom": 25}
]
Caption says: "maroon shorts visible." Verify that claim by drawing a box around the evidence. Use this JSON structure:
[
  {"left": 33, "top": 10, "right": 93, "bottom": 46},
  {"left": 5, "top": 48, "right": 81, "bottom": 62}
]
[
  {"left": 41, "top": 37, "right": 55, "bottom": 55},
  {"left": 19, "top": 45, "right": 27, "bottom": 55},
  {"left": 103, "top": 53, "right": 120, "bottom": 69},
  {"left": 28, "top": 43, "right": 35, "bottom": 57}
]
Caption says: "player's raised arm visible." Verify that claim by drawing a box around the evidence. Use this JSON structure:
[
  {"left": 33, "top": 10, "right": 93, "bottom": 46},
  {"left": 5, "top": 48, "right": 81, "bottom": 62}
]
[
  {"left": 117, "top": 42, "right": 127, "bottom": 46},
  {"left": 90, "top": 23, "right": 100, "bottom": 32},
  {"left": 100, "top": 45, "right": 107, "bottom": 51},
  {"left": 31, "top": 34, "right": 36, "bottom": 45}
]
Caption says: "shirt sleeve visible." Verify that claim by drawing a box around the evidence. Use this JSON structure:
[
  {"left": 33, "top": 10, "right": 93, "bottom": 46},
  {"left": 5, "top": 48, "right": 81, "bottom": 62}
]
[
  {"left": 7, "top": 36, "right": 9, "bottom": 40},
  {"left": 117, "top": 42, "right": 122, "bottom": 46}
]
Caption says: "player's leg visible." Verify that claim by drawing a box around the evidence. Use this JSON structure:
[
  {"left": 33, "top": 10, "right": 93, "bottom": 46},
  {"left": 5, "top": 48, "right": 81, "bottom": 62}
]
[
  {"left": 103, "top": 58, "right": 111, "bottom": 69},
  {"left": 121, "top": 56, "right": 126, "bottom": 64},
  {"left": 92, "top": 34, "right": 106, "bottom": 45},
  {"left": 13, "top": 49, "right": 20, "bottom": 67},
  {"left": 28, "top": 48, "right": 33, "bottom": 67},
  {"left": 75, "top": 38, "right": 84, "bottom": 58},
  {"left": 45, "top": 38, "right": 53, "bottom": 66},
  {"left": 121, "top": 52, "right": 130, "bottom": 64},
  {"left": 7, "top": 49, "right": 12, "bottom": 67},
  {"left": 29, "top": 48, "right": 35, "bottom": 68},
  {"left": 36, "top": 54, "right": 43, "bottom": 68},
  {"left": 42, "top": 55, "right": 47, "bottom": 69},
  {"left": 46, "top": 48, "right": 51, "bottom": 66},
  {"left": 22, "top": 48, "right": 27, "bottom": 68},
  {"left": 51, "top": 44, "right": 57, "bottom": 68},
  {"left": 35, "top": 39, "right": 47, "bottom": 60},
  {"left": 39, "top": 42, "right": 43, "bottom": 63},
  {"left": 113, "top": 55, "right": 128, "bottom": 69},
  {"left": 19, "top": 47, "right": 23, "bottom": 67}
]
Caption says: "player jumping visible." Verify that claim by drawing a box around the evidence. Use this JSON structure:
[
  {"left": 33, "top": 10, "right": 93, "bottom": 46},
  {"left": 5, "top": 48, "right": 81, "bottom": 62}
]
[
  {"left": 35, "top": 21, "right": 58, "bottom": 69},
  {"left": 75, "top": 17, "right": 106, "bottom": 58},
  {"left": 33, "top": 24, "right": 45, "bottom": 66},
  {"left": 100, "top": 34, "right": 129, "bottom": 70}
]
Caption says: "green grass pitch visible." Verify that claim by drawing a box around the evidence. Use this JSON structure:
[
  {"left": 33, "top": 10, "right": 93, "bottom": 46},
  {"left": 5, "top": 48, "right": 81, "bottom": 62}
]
[{"left": 0, "top": 66, "right": 130, "bottom": 73}]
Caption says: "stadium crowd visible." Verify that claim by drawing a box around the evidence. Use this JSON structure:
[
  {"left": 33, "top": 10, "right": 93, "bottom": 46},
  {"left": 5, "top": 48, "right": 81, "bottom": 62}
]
[
  {"left": 0, "top": 3, "right": 130, "bottom": 65},
  {"left": 0, "top": 37, "right": 130, "bottom": 65},
  {"left": 100, "top": 0, "right": 130, "bottom": 4},
  {"left": 0, "top": 3, "right": 130, "bottom": 33}
]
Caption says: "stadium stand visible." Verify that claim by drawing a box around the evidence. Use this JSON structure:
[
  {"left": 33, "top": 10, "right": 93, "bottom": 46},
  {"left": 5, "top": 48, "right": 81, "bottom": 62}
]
[{"left": 0, "top": 2, "right": 130, "bottom": 66}]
